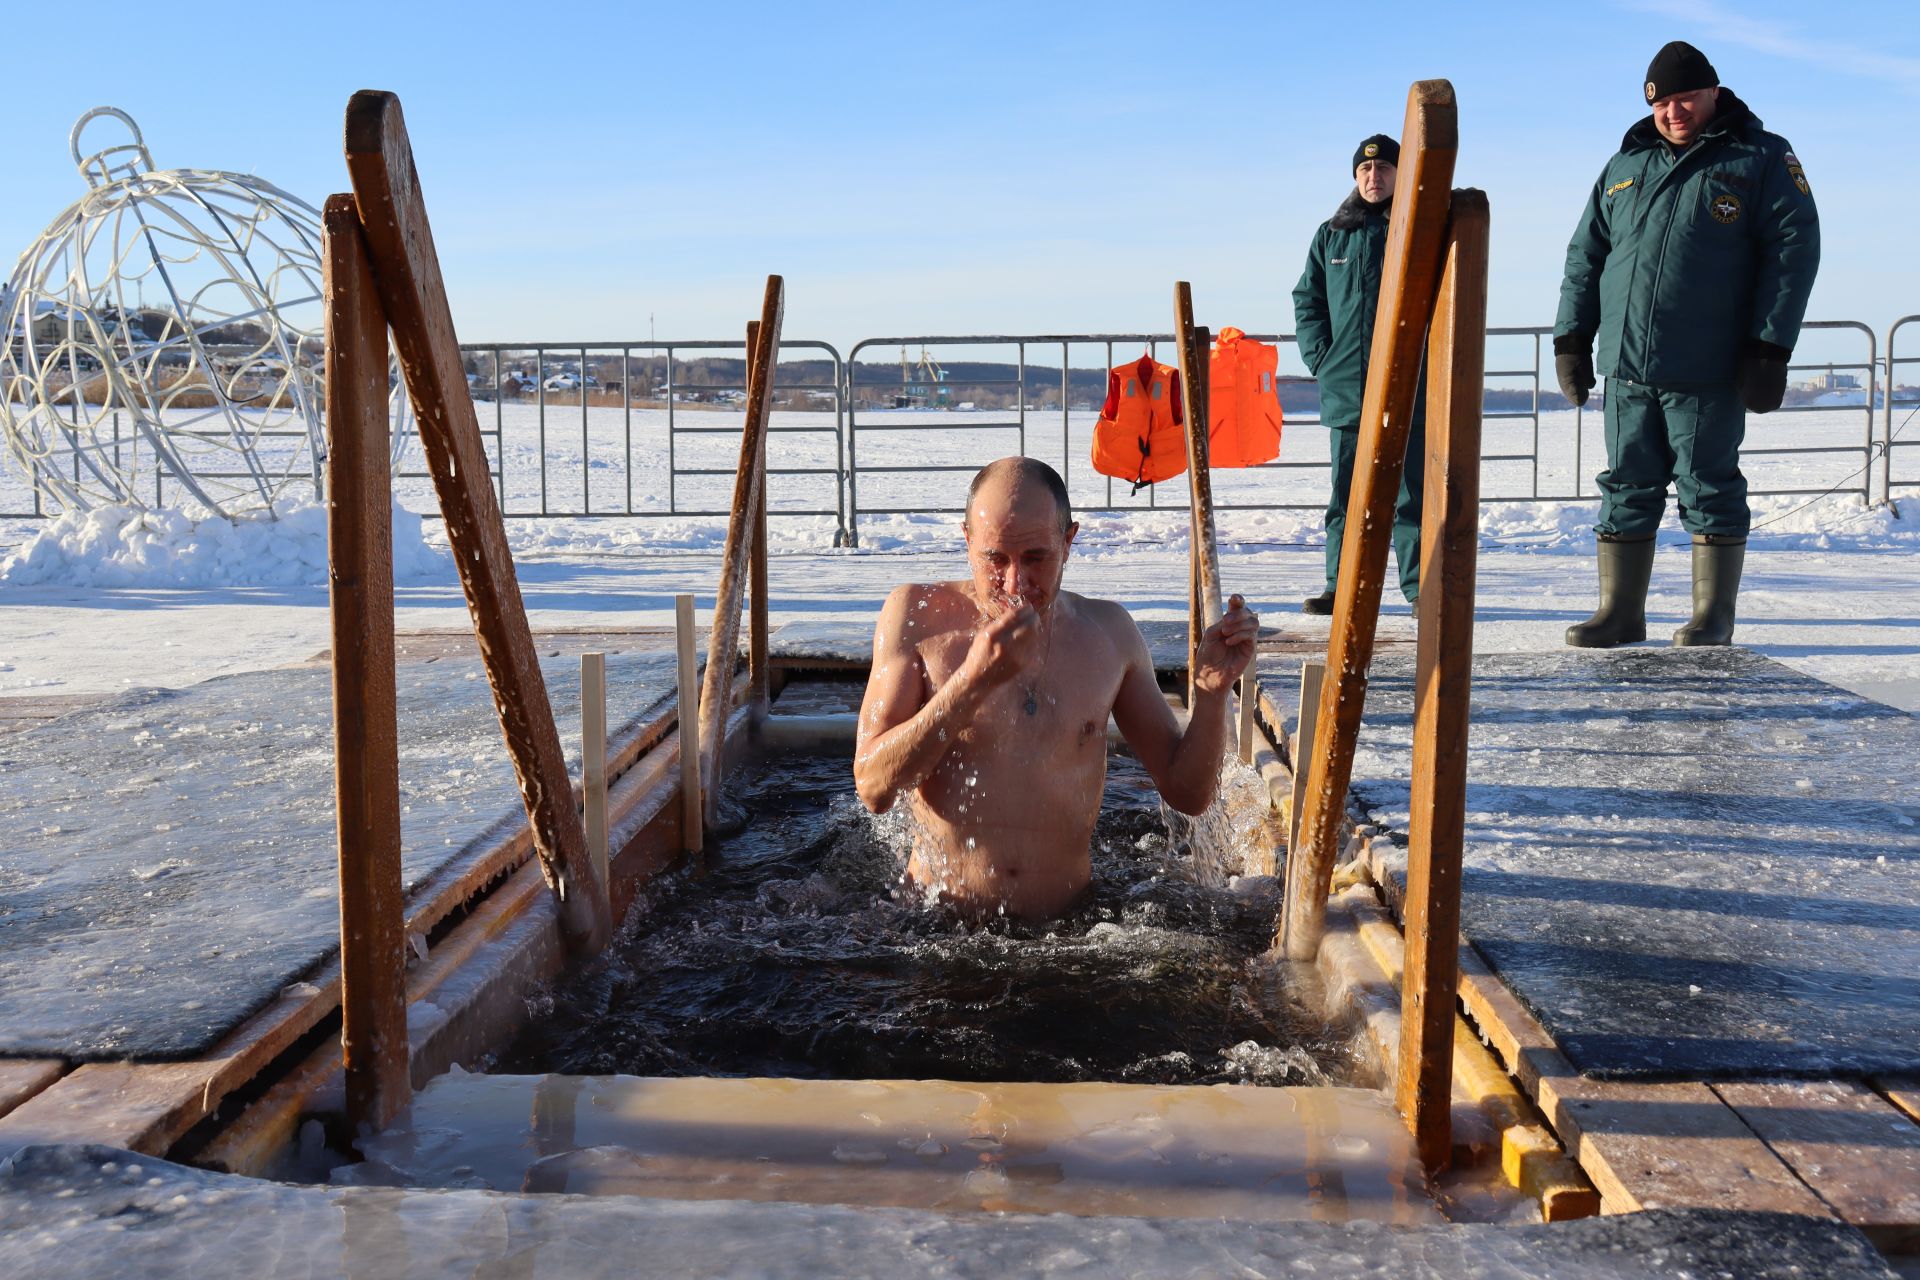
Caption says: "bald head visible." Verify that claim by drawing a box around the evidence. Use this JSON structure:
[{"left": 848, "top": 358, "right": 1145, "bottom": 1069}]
[{"left": 965, "top": 457, "right": 1072, "bottom": 535}]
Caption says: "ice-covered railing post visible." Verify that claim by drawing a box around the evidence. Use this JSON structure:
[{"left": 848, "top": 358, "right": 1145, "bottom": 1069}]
[
  {"left": 697, "top": 283, "right": 784, "bottom": 826},
  {"left": 340, "top": 90, "right": 610, "bottom": 954},
  {"left": 1396, "top": 188, "right": 1489, "bottom": 1174},
  {"left": 1281, "top": 80, "right": 1458, "bottom": 964}
]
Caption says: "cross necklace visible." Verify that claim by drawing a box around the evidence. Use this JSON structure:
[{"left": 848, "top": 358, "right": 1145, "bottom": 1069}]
[{"left": 1019, "top": 613, "right": 1054, "bottom": 717}]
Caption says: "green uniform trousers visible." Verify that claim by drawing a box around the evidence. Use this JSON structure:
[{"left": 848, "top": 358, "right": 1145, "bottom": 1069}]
[
  {"left": 1597, "top": 380, "right": 1749, "bottom": 539},
  {"left": 1325, "top": 419, "right": 1424, "bottom": 602}
]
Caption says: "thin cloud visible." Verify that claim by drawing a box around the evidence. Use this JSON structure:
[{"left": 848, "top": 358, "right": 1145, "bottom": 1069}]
[{"left": 1620, "top": 0, "right": 1920, "bottom": 89}]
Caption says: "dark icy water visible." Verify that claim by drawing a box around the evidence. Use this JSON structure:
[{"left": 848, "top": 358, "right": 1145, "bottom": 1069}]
[{"left": 496, "top": 750, "right": 1363, "bottom": 1087}]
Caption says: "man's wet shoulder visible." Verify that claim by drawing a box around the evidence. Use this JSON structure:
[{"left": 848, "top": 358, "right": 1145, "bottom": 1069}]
[
  {"left": 1062, "top": 593, "right": 1148, "bottom": 646},
  {"left": 883, "top": 580, "right": 976, "bottom": 634}
]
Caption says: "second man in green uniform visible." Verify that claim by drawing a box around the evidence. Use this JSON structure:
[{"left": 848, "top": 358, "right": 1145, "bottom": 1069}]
[{"left": 1555, "top": 40, "right": 1820, "bottom": 647}]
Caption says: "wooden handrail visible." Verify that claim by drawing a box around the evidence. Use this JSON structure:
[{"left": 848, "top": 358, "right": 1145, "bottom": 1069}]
[
  {"left": 342, "top": 90, "right": 608, "bottom": 953},
  {"left": 1281, "top": 79, "right": 1458, "bottom": 962},
  {"left": 699, "top": 278, "right": 784, "bottom": 823},
  {"left": 322, "top": 194, "right": 409, "bottom": 1135},
  {"left": 1175, "top": 282, "right": 1220, "bottom": 709},
  {"left": 1396, "top": 188, "right": 1490, "bottom": 1172}
]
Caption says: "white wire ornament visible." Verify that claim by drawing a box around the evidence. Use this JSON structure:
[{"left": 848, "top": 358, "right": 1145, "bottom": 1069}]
[{"left": 0, "top": 108, "right": 411, "bottom": 519}]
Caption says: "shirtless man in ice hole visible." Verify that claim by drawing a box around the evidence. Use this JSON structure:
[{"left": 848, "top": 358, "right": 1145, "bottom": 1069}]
[{"left": 854, "top": 457, "right": 1258, "bottom": 922}]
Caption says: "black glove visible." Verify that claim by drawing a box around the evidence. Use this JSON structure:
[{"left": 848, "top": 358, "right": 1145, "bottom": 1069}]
[
  {"left": 1553, "top": 334, "right": 1594, "bottom": 407},
  {"left": 1737, "top": 339, "right": 1791, "bottom": 414}
]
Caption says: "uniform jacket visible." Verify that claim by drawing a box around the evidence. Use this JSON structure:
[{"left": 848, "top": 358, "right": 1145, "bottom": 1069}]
[
  {"left": 1555, "top": 90, "right": 1820, "bottom": 388},
  {"left": 1292, "top": 191, "right": 1389, "bottom": 431}
]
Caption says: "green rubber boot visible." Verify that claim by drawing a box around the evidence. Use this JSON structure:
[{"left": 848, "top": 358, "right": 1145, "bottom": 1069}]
[
  {"left": 1565, "top": 535, "right": 1655, "bottom": 648},
  {"left": 1672, "top": 536, "right": 1746, "bottom": 647}
]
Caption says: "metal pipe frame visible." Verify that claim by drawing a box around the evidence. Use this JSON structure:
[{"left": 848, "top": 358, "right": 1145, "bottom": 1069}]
[{"left": 1886, "top": 315, "right": 1920, "bottom": 506}]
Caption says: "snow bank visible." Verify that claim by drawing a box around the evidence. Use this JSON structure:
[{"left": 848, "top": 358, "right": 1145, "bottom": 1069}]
[
  {"left": 1478, "top": 494, "right": 1920, "bottom": 553},
  {"left": 0, "top": 501, "right": 450, "bottom": 588}
]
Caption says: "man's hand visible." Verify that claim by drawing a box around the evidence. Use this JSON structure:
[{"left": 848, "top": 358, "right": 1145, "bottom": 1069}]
[
  {"left": 1738, "top": 339, "right": 1790, "bottom": 414},
  {"left": 962, "top": 603, "right": 1043, "bottom": 691},
  {"left": 1192, "top": 594, "right": 1259, "bottom": 695},
  {"left": 1553, "top": 334, "right": 1594, "bottom": 408}
]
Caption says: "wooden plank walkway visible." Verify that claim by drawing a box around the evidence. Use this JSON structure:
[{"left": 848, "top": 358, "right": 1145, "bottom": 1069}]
[
  {"left": 1350, "top": 829, "right": 1920, "bottom": 1243},
  {"left": 0, "top": 628, "right": 722, "bottom": 1162}
]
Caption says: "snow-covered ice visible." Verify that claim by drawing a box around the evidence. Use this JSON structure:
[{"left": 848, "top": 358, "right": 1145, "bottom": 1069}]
[{"left": 1, "top": 402, "right": 1911, "bottom": 708}]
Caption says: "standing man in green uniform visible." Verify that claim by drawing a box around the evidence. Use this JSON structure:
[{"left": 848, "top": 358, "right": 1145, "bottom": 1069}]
[
  {"left": 1292, "top": 133, "right": 1423, "bottom": 615},
  {"left": 1556, "top": 41, "right": 1819, "bottom": 647}
]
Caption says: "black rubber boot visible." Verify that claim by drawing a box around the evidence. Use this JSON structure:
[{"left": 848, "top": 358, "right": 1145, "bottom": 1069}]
[
  {"left": 1565, "top": 535, "right": 1655, "bottom": 648},
  {"left": 1672, "top": 536, "right": 1746, "bottom": 647},
  {"left": 1301, "top": 591, "right": 1335, "bottom": 616}
]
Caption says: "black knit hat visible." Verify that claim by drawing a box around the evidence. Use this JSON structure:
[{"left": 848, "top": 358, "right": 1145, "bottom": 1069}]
[
  {"left": 1644, "top": 40, "right": 1718, "bottom": 103},
  {"left": 1352, "top": 134, "right": 1399, "bottom": 174}
]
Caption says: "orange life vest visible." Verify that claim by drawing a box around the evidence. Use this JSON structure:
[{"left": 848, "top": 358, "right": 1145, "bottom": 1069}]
[
  {"left": 1207, "top": 327, "right": 1283, "bottom": 467},
  {"left": 1092, "top": 354, "right": 1186, "bottom": 490}
]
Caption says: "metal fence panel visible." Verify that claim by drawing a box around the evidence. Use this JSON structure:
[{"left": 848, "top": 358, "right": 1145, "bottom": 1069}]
[{"left": 3, "top": 320, "right": 1907, "bottom": 530}]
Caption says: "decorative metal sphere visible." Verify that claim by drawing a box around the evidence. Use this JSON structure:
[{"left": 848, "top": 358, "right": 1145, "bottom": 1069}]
[{"left": 1, "top": 108, "right": 410, "bottom": 519}]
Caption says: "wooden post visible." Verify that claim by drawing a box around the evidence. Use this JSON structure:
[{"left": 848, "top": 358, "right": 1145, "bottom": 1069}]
[
  {"left": 1280, "top": 80, "right": 1458, "bottom": 962},
  {"left": 1186, "top": 544, "right": 1201, "bottom": 708},
  {"left": 1175, "top": 282, "right": 1221, "bottom": 708},
  {"left": 582, "top": 651, "right": 609, "bottom": 893},
  {"left": 699, "top": 278, "right": 784, "bottom": 823},
  {"left": 1396, "top": 189, "right": 1489, "bottom": 1173},
  {"left": 342, "top": 90, "right": 608, "bottom": 954},
  {"left": 322, "top": 194, "right": 409, "bottom": 1134},
  {"left": 675, "top": 594, "right": 704, "bottom": 854},
  {"left": 1238, "top": 648, "right": 1258, "bottom": 764},
  {"left": 747, "top": 322, "right": 772, "bottom": 713},
  {"left": 1289, "top": 659, "right": 1326, "bottom": 852}
]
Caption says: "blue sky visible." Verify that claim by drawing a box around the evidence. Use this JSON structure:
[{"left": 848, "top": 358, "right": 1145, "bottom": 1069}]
[{"left": 3, "top": 0, "right": 1914, "bottom": 359}]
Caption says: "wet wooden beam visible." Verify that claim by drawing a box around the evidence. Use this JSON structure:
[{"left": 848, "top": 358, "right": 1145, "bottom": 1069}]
[
  {"left": 1715, "top": 1079, "right": 1920, "bottom": 1246},
  {"left": 1282, "top": 79, "right": 1458, "bottom": 962},
  {"left": 1288, "top": 659, "right": 1326, "bottom": 851},
  {"left": 0, "top": 1061, "right": 65, "bottom": 1124},
  {"left": 0, "top": 979, "right": 342, "bottom": 1159},
  {"left": 198, "top": 692, "right": 746, "bottom": 1176},
  {"left": 1451, "top": 942, "right": 1828, "bottom": 1217},
  {"left": 343, "top": 89, "right": 607, "bottom": 954},
  {"left": 1395, "top": 188, "right": 1489, "bottom": 1174},
  {"left": 1345, "top": 886, "right": 1598, "bottom": 1220},
  {"left": 748, "top": 324, "right": 772, "bottom": 713},
  {"left": 676, "top": 594, "right": 704, "bottom": 854},
  {"left": 322, "top": 193, "right": 410, "bottom": 1135},
  {"left": 1355, "top": 846, "right": 1830, "bottom": 1218},
  {"left": 1175, "top": 283, "right": 1219, "bottom": 708},
  {"left": 1879, "top": 1076, "right": 1920, "bottom": 1127},
  {"left": 699, "top": 279, "right": 784, "bottom": 822},
  {"left": 582, "top": 652, "right": 609, "bottom": 891}
]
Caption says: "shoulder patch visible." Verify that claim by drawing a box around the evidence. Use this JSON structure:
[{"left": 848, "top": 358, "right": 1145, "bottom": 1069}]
[
  {"left": 1784, "top": 151, "right": 1811, "bottom": 195},
  {"left": 1606, "top": 178, "right": 1634, "bottom": 197}
]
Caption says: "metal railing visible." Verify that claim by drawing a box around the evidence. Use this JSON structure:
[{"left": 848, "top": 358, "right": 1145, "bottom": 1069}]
[
  {"left": 837, "top": 322, "right": 1886, "bottom": 544},
  {"left": 1887, "top": 315, "right": 1920, "bottom": 505},
  {"left": 3, "top": 319, "right": 1909, "bottom": 531},
  {"left": 443, "top": 339, "right": 847, "bottom": 540}
]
